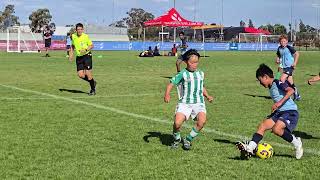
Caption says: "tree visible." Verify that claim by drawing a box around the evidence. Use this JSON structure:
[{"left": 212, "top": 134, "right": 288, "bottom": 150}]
[
  {"left": 109, "top": 20, "right": 127, "bottom": 28},
  {"left": 299, "top": 19, "right": 306, "bottom": 33},
  {"left": 273, "top": 24, "right": 287, "bottom": 35},
  {"left": 0, "top": 4, "right": 20, "bottom": 30},
  {"left": 29, "top": 8, "right": 52, "bottom": 32},
  {"left": 248, "top": 19, "right": 254, "bottom": 28},
  {"left": 123, "top": 8, "right": 154, "bottom": 39},
  {"left": 240, "top": 20, "right": 245, "bottom": 27}
]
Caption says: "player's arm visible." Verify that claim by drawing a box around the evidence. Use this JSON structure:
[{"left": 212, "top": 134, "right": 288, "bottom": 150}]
[
  {"left": 164, "top": 83, "right": 174, "bottom": 103},
  {"left": 203, "top": 87, "right": 213, "bottom": 103},
  {"left": 275, "top": 48, "right": 280, "bottom": 64},
  {"left": 288, "top": 46, "right": 299, "bottom": 68},
  {"left": 164, "top": 73, "right": 183, "bottom": 103},
  {"left": 271, "top": 82, "right": 294, "bottom": 112},
  {"left": 292, "top": 51, "right": 299, "bottom": 68}
]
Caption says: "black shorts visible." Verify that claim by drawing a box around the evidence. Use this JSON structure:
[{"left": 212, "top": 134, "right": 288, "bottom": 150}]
[
  {"left": 66, "top": 45, "right": 71, "bottom": 50},
  {"left": 267, "top": 110, "right": 299, "bottom": 132},
  {"left": 45, "top": 39, "right": 51, "bottom": 48},
  {"left": 283, "top": 67, "right": 294, "bottom": 76},
  {"left": 76, "top": 53, "right": 93, "bottom": 71}
]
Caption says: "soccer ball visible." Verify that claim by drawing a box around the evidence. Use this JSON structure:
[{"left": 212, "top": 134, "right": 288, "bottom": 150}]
[{"left": 255, "top": 143, "right": 274, "bottom": 159}]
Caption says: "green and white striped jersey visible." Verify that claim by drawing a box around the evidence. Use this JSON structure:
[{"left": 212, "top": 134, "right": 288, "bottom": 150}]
[{"left": 170, "top": 69, "right": 205, "bottom": 104}]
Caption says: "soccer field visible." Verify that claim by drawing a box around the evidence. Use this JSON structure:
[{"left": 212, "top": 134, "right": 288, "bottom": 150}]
[{"left": 0, "top": 51, "right": 319, "bottom": 179}]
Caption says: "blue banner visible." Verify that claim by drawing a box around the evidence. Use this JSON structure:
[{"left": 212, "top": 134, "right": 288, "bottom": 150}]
[{"left": 91, "top": 41, "right": 279, "bottom": 51}]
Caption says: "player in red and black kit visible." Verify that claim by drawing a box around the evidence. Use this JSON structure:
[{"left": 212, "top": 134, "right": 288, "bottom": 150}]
[{"left": 43, "top": 26, "right": 54, "bottom": 57}]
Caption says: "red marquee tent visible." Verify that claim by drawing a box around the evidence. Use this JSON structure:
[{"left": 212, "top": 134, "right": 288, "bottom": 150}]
[
  {"left": 144, "top": 8, "right": 204, "bottom": 27},
  {"left": 143, "top": 8, "right": 205, "bottom": 54}
]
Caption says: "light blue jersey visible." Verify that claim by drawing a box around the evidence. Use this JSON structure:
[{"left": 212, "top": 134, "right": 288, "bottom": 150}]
[
  {"left": 66, "top": 36, "right": 72, "bottom": 46},
  {"left": 276, "top": 45, "right": 296, "bottom": 68},
  {"left": 269, "top": 79, "right": 297, "bottom": 111}
]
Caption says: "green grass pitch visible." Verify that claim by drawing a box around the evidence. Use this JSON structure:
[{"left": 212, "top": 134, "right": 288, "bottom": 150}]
[{"left": 0, "top": 50, "right": 319, "bottom": 179}]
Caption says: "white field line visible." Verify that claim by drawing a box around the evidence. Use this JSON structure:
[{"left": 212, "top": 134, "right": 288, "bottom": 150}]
[
  {"left": 0, "top": 93, "right": 160, "bottom": 100},
  {"left": 1, "top": 83, "right": 319, "bottom": 156}
]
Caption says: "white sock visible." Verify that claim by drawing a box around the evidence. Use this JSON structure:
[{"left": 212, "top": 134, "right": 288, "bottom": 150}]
[{"left": 247, "top": 141, "right": 257, "bottom": 153}]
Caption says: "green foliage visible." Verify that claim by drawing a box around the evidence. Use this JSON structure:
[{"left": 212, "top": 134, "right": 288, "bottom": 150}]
[
  {"left": 248, "top": 19, "right": 254, "bottom": 28},
  {"left": 28, "top": 8, "right": 52, "bottom": 32},
  {"left": 0, "top": 51, "right": 319, "bottom": 179},
  {"left": 0, "top": 4, "right": 20, "bottom": 30}
]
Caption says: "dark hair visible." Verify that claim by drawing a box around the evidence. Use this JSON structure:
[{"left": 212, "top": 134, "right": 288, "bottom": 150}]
[
  {"left": 256, "top": 63, "right": 274, "bottom": 79},
  {"left": 179, "top": 32, "right": 184, "bottom": 36},
  {"left": 75, "top": 23, "right": 84, "bottom": 29},
  {"left": 182, "top": 49, "right": 200, "bottom": 61}
]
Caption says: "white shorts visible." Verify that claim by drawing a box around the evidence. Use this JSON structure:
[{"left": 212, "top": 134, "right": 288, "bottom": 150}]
[{"left": 175, "top": 103, "right": 206, "bottom": 120}]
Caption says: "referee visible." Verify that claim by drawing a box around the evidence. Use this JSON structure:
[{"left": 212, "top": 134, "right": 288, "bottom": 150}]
[{"left": 69, "top": 23, "right": 96, "bottom": 95}]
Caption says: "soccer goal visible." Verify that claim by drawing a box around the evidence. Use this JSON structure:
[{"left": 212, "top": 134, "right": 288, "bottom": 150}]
[
  {"left": 239, "top": 33, "right": 280, "bottom": 51},
  {"left": 7, "top": 26, "right": 41, "bottom": 53}
]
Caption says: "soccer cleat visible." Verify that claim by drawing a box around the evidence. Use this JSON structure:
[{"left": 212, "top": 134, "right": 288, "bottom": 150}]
[
  {"left": 293, "top": 87, "right": 301, "bottom": 101},
  {"left": 235, "top": 141, "right": 253, "bottom": 160},
  {"left": 182, "top": 138, "right": 192, "bottom": 150},
  {"left": 171, "top": 139, "right": 181, "bottom": 149},
  {"left": 295, "top": 137, "right": 303, "bottom": 159},
  {"left": 88, "top": 89, "right": 96, "bottom": 96}
]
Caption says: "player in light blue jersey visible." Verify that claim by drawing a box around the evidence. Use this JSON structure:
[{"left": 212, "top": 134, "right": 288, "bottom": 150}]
[
  {"left": 236, "top": 64, "right": 303, "bottom": 160},
  {"left": 164, "top": 49, "right": 213, "bottom": 150},
  {"left": 276, "top": 35, "right": 300, "bottom": 100},
  {"left": 65, "top": 32, "right": 72, "bottom": 58}
]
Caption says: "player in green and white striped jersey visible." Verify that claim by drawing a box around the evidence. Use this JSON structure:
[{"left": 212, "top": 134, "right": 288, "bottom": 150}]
[{"left": 164, "top": 49, "right": 213, "bottom": 150}]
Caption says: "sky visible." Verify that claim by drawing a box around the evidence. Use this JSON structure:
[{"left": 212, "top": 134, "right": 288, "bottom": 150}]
[{"left": 1, "top": 0, "right": 320, "bottom": 29}]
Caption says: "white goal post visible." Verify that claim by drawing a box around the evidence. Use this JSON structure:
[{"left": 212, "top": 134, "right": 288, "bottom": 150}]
[
  {"left": 238, "top": 33, "right": 280, "bottom": 51},
  {"left": 7, "top": 26, "right": 41, "bottom": 53}
]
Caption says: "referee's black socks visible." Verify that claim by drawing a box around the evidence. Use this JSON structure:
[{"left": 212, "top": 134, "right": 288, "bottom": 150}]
[{"left": 89, "top": 79, "right": 95, "bottom": 90}]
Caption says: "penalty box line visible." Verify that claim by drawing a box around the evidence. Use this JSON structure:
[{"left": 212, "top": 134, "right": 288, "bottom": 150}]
[{"left": 1, "top": 83, "right": 319, "bottom": 156}]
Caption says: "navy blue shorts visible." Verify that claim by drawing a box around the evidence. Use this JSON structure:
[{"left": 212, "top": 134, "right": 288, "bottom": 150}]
[
  {"left": 267, "top": 110, "right": 299, "bottom": 132},
  {"left": 283, "top": 67, "right": 294, "bottom": 76}
]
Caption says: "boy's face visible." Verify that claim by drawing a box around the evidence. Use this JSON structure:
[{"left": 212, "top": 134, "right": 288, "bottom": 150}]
[
  {"left": 279, "top": 38, "right": 288, "bottom": 47},
  {"left": 257, "top": 75, "right": 270, "bottom": 88},
  {"left": 186, "top": 55, "right": 199, "bottom": 71},
  {"left": 76, "top": 27, "right": 84, "bottom": 36},
  {"left": 179, "top": 34, "right": 184, "bottom": 39}
]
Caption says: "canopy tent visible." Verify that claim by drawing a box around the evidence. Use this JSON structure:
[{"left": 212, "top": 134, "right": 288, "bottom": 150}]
[{"left": 143, "top": 8, "right": 204, "bottom": 55}]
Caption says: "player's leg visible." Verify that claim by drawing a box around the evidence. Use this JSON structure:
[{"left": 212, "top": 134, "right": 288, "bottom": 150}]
[
  {"left": 83, "top": 54, "right": 96, "bottom": 95},
  {"left": 272, "top": 111, "right": 303, "bottom": 159},
  {"left": 247, "top": 118, "right": 275, "bottom": 152},
  {"left": 308, "top": 74, "right": 320, "bottom": 85},
  {"left": 171, "top": 112, "right": 186, "bottom": 148},
  {"left": 236, "top": 118, "right": 275, "bottom": 159},
  {"left": 182, "top": 104, "right": 206, "bottom": 150},
  {"left": 171, "top": 103, "right": 191, "bottom": 149}
]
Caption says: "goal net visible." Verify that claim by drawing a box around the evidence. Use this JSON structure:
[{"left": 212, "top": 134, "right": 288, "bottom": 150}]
[
  {"left": 238, "top": 33, "right": 280, "bottom": 51},
  {"left": 7, "top": 26, "right": 41, "bottom": 53}
]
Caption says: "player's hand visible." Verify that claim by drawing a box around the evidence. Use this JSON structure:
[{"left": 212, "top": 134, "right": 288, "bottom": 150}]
[
  {"left": 276, "top": 59, "right": 280, "bottom": 64},
  {"left": 206, "top": 96, "right": 214, "bottom": 103},
  {"left": 164, "top": 94, "right": 170, "bottom": 103},
  {"left": 80, "top": 49, "right": 87, "bottom": 54},
  {"left": 291, "top": 63, "right": 297, "bottom": 69},
  {"left": 271, "top": 102, "right": 281, "bottom": 112}
]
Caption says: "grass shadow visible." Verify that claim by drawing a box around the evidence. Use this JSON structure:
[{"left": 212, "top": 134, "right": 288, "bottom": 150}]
[
  {"left": 59, "top": 88, "right": 87, "bottom": 94},
  {"left": 143, "top": 132, "right": 173, "bottom": 146},
  {"left": 213, "top": 139, "right": 236, "bottom": 145},
  {"left": 160, "top": 76, "right": 172, "bottom": 79},
  {"left": 243, "top": 93, "right": 272, "bottom": 100},
  {"left": 293, "top": 131, "right": 320, "bottom": 140}
]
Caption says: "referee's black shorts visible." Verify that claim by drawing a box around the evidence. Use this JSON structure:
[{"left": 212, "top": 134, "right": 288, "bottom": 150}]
[
  {"left": 76, "top": 53, "right": 93, "bottom": 71},
  {"left": 44, "top": 39, "right": 51, "bottom": 48}
]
